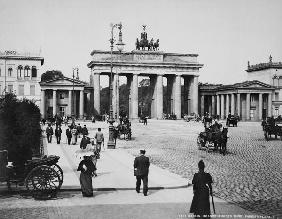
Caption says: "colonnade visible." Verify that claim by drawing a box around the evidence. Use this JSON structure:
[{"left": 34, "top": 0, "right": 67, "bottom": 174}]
[
  {"left": 92, "top": 72, "right": 199, "bottom": 120},
  {"left": 200, "top": 92, "right": 272, "bottom": 121},
  {"left": 41, "top": 89, "right": 85, "bottom": 119}
]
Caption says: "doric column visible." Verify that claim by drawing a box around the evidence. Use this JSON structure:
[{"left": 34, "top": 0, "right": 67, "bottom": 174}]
[
  {"left": 258, "top": 93, "right": 263, "bottom": 120},
  {"left": 212, "top": 95, "right": 215, "bottom": 116},
  {"left": 166, "top": 76, "right": 173, "bottom": 115},
  {"left": 52, "top": 89, "right": 57, "bottom": 116},
  {"left": 225, "top": 94, "right": 229, "bottom": 118},
  {"left": 246, "top": 93, "right": 250, "bottom": 120},
  {"left": 41, "top": 90, "right": 45, "bottom": 118},
  {"left": 174, "top": 75, "right": 181, "bottom": 119},
  {"left": 192, "top": 76, "right": 199, "bottom": 115},
  {"left": 131, "top": 74, "right": 138, "bottom": 120},
  {"left": 221, "top": 94, "right": 224, "bottom": 119},
  {"left": 127, "top": 75, "right": 132, "bottom": 118},
  {"left": 79, "top": 90, "right": 84, "bottom": 119},
  {"left": 268, "top": 93, "right": 272, "bottom": 117},
  {"left": 156, "top": 74, "right": 163, "bottom": 119},
  {"left": 237, "top": 93, "right": 240, "bottom": 117},
  {"left": 216, "top": 95, "right": 220, "bottom": 117},
  {"left": 200, "top": 95, "right": 205, "bottom": 116},
  {"left": 68, "top": 90, "right": 72, "bottom": 116},
  {"left": 93, "top": 72, "right": 100, "bottom": 115},
  {"left": 231, "top": 93, "right": 235, "bottom": 115}
]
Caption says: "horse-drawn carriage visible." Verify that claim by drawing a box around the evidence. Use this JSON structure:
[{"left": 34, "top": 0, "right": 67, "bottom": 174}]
[
  {"left": 226, "top": 115, "right": 239, "bottom": 127},
  {"left": 2, "top": 152, "right": 63, "bottom": 199},
  {"left": 197, "top": 125, "right": 228, "bottom": 155},
  {"left": 262, "top": 117, "right": 282, "bottom": 141}
]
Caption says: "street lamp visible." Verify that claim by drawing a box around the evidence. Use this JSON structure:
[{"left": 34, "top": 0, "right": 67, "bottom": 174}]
[
  {"left": 108, "top": 22, "right": 125, "bottom": 149},
  {"left": 72, "top": 67, "right": 78, "bottom": 118}
]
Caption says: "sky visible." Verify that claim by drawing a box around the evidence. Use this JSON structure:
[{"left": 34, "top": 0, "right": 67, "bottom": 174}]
[{"left": 1, "top": 0, "right": 282, "bottom": 87}]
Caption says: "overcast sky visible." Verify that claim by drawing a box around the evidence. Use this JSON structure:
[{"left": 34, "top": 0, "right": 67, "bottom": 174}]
[{"left": 1, "top": 0, "right": 282, "bottom": 86}]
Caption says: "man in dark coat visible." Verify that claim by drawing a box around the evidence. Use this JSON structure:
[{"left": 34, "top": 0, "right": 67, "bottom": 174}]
[
  {"left": 82, "top": 125, "right": 89, "bottom": 136},
  {"left": 77, "top": 123, "right": 82, "bottom": 138},
  {"left": 55, "top": 125, "right": 62, "bottom": 144},
  {"left": 134, "top": 149, "right": 150, "bottom": 196},
  {"left": 66, "top": 126, "right": 72, "bottom": 145},
  {"left": 46, "top": 123, "right": 54, "bottom": 143},
  {"left": 80, "top": 135, "right": 90, "bottom": 149}
]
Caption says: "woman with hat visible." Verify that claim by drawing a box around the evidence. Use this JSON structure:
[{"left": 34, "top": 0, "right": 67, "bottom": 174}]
[
  {"left": 77, "top": 154, "right": 96, "bottom": 197},
  {"left": 190, "top": 160, "right": 213, "bottom": 218}
]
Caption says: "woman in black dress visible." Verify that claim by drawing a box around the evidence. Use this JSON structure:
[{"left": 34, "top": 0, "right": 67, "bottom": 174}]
[
  {"left": 77, "top": 155, "right": 96, "bottom": 197},
  {"left": 190, "top": 160, "right": 213, "bottom": 219}
]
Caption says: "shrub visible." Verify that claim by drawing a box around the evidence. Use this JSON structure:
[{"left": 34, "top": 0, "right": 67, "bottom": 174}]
[{"left": 0, "top": 93, "right": 41, "bottom": 164}]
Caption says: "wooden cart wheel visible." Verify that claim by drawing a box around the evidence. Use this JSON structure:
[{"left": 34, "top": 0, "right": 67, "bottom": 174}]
[
  {"left": 50, "top": 164, "right": 63, "bottom": 189},
  {"left": 25, "top": 165, "right": 60, "bottom": 199}
]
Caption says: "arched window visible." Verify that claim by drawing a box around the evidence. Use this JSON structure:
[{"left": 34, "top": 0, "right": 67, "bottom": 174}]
[
  {"left": 8, "top": 68, "right": 13, "bottom": 77},
  {"left": 24, "top": 66, "right": 30, "bottom": 77},
  {"left": 17, "top": 65, "right": 23, "bottom": 78},
  {"left": 31, "top": 66, "right": 37, "bottom": 78}
]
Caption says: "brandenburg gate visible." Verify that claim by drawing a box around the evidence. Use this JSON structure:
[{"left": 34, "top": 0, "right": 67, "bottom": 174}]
[{"left": 87, "top": 50, "right": 203, "bottom": 120}]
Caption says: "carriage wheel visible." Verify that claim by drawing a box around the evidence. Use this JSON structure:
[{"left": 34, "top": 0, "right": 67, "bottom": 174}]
[
  {"left": 25, "top": 165, "right": 60, "bottom": 199},
  {"left": 50, "top": 164, "right": 63, "bottom": 189}
]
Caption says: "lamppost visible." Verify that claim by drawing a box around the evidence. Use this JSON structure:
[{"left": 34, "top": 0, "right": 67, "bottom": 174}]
[
  {"left": 72, "top": 67, "right": 78, "bottom": 118},
  {"left": 108, "top": 22, "right": 125, "bottom": 149}
]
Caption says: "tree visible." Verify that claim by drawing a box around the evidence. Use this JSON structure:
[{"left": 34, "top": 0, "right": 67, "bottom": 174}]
[{"left": 41, "top": 70, "right": 64, "bottom": 82}]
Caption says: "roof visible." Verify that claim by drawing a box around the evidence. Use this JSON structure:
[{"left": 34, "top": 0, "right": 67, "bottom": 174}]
[
  {"left": 246, "top": 62, "right": 282, "bottom": 72},
  {"left": 40, "top": 76, "right": 88, "bottom": 87}
]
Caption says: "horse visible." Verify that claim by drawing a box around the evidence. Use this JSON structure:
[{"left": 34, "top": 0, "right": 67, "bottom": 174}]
[
  {"left": 148, "top": 39, "right": 154, "bottom": 51},
  {"left": 139, "top": 38, "right": 149, "bottom": 50},
  {"left": 153, "top": 39, "right": 159, "bottom": 51},
  {"left": 135, "top": 38, "right": 140, "bottom": 50}
]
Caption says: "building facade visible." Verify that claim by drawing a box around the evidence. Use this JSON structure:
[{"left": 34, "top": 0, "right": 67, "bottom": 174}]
[
  {"left": 199, "top": 56, "right": 282, "bottom": 121},
  {"left": 0, "top": 50, "right": 44, "bottom": 108}
]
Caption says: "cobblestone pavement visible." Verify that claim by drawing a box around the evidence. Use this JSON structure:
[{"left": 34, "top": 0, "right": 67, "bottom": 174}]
[{"left": 116, "top": 120, "right": 282, "bottom": 218}]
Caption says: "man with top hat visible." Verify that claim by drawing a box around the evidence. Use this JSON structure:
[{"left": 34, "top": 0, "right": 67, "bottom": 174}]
[{"left": 134, "top": 149, "right": 150, "bottom": 196}]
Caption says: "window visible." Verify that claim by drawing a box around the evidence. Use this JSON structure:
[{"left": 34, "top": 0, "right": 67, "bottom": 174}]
[
  {"left": 30, "top": 85, "right": 35, "bottom": 96},
  {"left": 8, "top": 85, "right": 13, "bottom": 93},
  {"left": 19, "top": 85, "right": 24, "bottom": 96},
  {"left": 59, "top": 93, "right": 64, "bottom": 99},
  {"left": 8, "top": 68, "right": 12, "bottom": 77},
  {"left": 24, "top": 66, "right": 30, "bottom": 77},
  {"left": 31, "top": 66, "right": 37, "bottom": 77},
  {"left": 17, "top": 65, "right": 23, "bottom": 78}
]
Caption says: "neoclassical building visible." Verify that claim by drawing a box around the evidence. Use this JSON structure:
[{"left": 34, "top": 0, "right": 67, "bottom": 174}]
[
  {"left": 0, "top": 50, "right": 44, "bottom": 107},
  {"left": 199, "top": 56, "right": 282, "bottom": 121},
  {"left": 87, "top": 50, "right": 203, "bottom": 120}
]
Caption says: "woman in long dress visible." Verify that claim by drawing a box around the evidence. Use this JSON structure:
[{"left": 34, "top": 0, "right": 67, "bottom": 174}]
[
  {"left": 190, "top": 160, "right": 213, "bottom": 219},
  {"left": 77, "top": 155, "right": 96, "bottom": 197}
]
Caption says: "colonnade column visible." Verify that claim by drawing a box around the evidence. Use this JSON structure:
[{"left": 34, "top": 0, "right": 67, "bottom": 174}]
[
  {"left": 150, "top": 76, "right": 157, "bottom": 118},
  {"left": 237, "top": 93, "right": 240, "bottom": 118},
  {"left": 156, "top": 74, "right": 163, "bottom": 119},
  {"left": 174, "top": 75, "right": 181, "bottom": 119},
  {"left": 183, "top": 77, "right": 190, "bottom": 115},
  {"left": 93, "top": 72, "right": 100, "bottom": 115},
  {"left": 192, "top": 76, "right": 198, "bottom": 115},
  {"left": 258, "top": 93, "right": 263, "bottom": 120},
  {"left": 166, "top": 76, "right": 173, "bottom": 115},
  {"left": 127, "top": 75, "right": 132, "bottom": 119},
  {"left": 220, "top": 94, "right": 224, "bottom": 119},
  {"left": 216, "top": 95, "right": 220, "bottom": 117},
  {"left": 231, "top": 94, "right": 235, "bottom": 115},
  {"left": 212, "top": 95, "right": 215, "bottom": 116},
  {"left": 79, "top": 90, "right": 84, "bottom": 119},
  {"left": 53, "top": 89, "right": 57, "bottom": 116},
  {"left": 41, "top": 90, "right": 45, "bottom": 118},
  {"left": 246, "top": 93, "right": 250, "bottom": 120},
  {"left": 131, "top": 74, "right": 138, "bottom": 120},
  {"left": 200, "top": 95, "right": 204, "bottom": 116},
  {"left": 225, "top": 94, "right": 230, "bottom": 117},
  {"left": 68, "top": 90, "right": 72, "bottom": 116},
  {"left": 268, "top": 93, "right": 272, "bottom": 117}
]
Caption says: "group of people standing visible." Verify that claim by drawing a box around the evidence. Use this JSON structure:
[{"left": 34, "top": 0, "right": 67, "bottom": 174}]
[
  {"left": 66, "top": 123, "right": 89, "bottom": 145},
  {"left": 45, "top": 123, "right": 63, "bottom": 144}
]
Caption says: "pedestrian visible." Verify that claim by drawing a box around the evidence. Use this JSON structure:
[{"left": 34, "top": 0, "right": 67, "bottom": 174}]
[
  {"left": 190, "top": 160, "right": 213, "bottom": 219},
  {"left": 66, "top": 126, "right": 72, "bottom": 145},
  {"left": 46, "top": 123, "right": 54, "bottom": 143},
  {"left": 71, "top": 126, "right": 78, "bottom": 145},
  {"left": 55, "top": 125, "right": 62, "bottom": 144},
  {"left": 92, "top": 115, "right": 96, "bottom": 123},
  {"left": 95, "top": 128, "right": 104, "bottom": 152},
  {"left": 77, "top": 123, "right": 82, "bottom": 138},
  {"left": 77, "top": 155, "right": 96, "bottom": 197},
  {"left": 134, "top": 149, "right": 150, "bottom": 196},
  {"left": 82, "top": 125, "right": 89, "bottom": 136},
  {"left": 80, "top": 134, "right": 90, "bottom": 149},
  {"left": 143, "top": 116, "right": 147, "bottom": 125}
]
